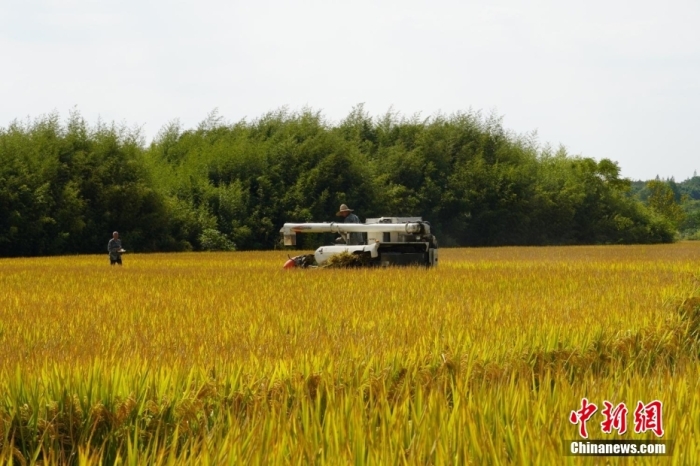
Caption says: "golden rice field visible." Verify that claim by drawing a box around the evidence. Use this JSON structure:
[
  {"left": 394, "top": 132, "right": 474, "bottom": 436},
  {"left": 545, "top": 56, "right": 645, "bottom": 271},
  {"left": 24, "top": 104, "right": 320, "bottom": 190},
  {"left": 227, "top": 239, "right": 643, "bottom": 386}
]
[{"left": 1, "top": 243, "right": 700, "bottom": 465}]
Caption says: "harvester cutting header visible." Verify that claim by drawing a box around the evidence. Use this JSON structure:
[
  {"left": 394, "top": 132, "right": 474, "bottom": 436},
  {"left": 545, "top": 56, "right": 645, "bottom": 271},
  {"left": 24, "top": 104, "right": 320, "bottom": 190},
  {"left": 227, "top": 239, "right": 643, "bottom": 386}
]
[{"left": 280, "top": 216, "right": 438, "bottom": 268}]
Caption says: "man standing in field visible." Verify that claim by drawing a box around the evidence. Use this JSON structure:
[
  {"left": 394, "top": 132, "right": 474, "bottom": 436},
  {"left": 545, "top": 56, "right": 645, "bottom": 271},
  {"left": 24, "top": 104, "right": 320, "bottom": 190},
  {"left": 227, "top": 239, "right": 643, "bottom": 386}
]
[
  {"left": 108, "top": 231, "right": 125, "bottom": 266},
  {"left": 336, "top": 204, "right": 363, "bottom": 245}
]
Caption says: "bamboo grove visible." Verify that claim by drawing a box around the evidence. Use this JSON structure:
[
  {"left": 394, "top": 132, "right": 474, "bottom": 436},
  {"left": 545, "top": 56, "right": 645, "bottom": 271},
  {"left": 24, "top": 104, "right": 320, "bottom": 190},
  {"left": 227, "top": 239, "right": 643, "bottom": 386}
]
[{"left": 0, "top": 107, "right": 691, "bottom": 257}]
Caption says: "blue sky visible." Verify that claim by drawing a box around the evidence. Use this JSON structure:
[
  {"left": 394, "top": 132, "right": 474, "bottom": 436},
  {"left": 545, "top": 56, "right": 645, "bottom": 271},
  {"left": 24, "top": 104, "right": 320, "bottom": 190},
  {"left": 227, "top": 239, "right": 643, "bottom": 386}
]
[{"left": 1, "top": 0, "right": 699, "bottom": 180}]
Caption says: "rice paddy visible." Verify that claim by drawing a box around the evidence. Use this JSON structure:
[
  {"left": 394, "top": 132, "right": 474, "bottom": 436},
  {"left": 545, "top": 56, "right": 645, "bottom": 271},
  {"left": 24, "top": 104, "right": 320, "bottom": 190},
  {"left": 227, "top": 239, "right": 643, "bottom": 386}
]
[{"left": 1, "top": 243, "right": 699, "bottom": 464}]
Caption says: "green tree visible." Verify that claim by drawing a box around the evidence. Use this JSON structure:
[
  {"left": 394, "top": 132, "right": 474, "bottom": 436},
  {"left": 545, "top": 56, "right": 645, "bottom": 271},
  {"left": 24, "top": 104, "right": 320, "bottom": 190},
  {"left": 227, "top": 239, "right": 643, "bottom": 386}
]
[{"left": 646, "top": 180, "right": 686, "bottom": 228}]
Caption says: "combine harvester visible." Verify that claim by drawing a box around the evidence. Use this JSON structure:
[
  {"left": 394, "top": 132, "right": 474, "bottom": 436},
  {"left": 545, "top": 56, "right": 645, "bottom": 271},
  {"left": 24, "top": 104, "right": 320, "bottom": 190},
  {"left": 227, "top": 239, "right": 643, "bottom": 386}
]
[{"left": 280, "top": 217, "right": 438, "bottom": 268}]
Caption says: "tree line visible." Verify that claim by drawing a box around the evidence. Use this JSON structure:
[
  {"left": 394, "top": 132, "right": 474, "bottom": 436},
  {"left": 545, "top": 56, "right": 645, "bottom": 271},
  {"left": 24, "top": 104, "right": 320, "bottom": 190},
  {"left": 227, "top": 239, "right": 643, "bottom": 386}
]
[
  {"left": 630, "top": 176, "right": 700, "bottom": 240},
  {"left": 0, "top": 107, "right": 688, "bottom": 257}
]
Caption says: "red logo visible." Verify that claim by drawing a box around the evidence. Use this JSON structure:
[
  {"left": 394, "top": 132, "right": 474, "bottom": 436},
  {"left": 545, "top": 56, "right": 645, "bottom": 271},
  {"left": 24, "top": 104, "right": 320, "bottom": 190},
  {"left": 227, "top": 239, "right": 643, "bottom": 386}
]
[
  {"left": 571, "top": 399, "right": 664, "bottom": 438},
  {"left": 601, "top": 401, "right": 628, "bottom": 435},
  {"left": 633, "top": 400, "right": 664, "bottom": 437},
  {"left": 570, "top": 398, "right": 598, "bottom": 438}
]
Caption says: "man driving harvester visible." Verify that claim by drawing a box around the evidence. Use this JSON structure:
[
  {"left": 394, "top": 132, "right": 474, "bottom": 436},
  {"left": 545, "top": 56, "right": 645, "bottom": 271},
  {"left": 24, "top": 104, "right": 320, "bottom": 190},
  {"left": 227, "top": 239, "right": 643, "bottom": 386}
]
[{"left": 336, "top": 204, "right": 363, "bottom": 245}]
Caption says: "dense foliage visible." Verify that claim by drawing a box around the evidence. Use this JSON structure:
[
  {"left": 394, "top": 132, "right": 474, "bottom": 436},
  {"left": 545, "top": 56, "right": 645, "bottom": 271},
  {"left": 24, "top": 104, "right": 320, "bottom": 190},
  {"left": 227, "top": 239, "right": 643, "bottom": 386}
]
[
  {"left": 0, "top": 107, "right": 677, "bottom": 256},
  {"left": 631, "top": 176, "right": 700, "bottom": 240}
]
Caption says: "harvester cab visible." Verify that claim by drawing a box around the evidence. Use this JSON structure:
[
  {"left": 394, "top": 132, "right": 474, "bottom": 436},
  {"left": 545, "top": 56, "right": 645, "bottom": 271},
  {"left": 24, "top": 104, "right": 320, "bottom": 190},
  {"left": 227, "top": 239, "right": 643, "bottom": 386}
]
[{"left": 280, "top": 217, "right": 438, "bottom": 268}]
